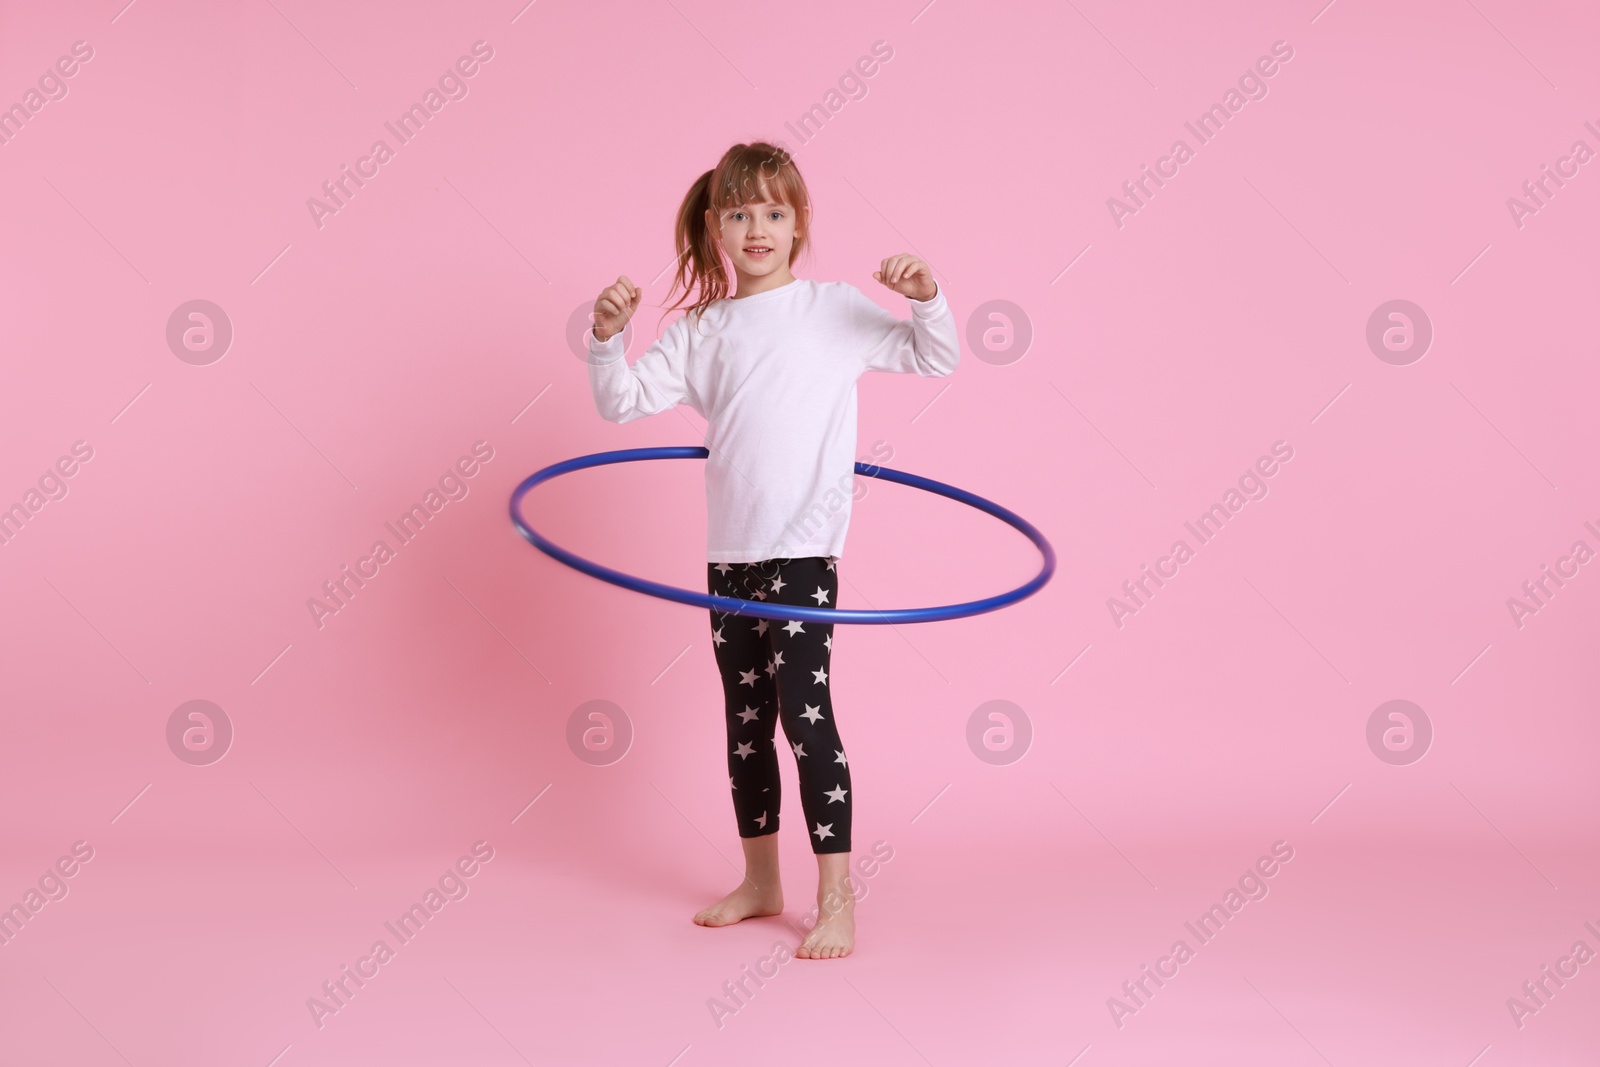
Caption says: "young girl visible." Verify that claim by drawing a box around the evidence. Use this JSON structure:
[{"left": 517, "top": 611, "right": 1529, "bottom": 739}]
[{"left": 584, "top": 141, "right": 959, "bottom": 959}]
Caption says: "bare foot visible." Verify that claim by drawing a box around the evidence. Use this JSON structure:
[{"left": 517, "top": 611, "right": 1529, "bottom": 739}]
[
  {"left": 796, "top": 894, "right": 855, "bottom": 958},
  {"left": 694, "top": 877, "right": 783, "bottom": 927}
]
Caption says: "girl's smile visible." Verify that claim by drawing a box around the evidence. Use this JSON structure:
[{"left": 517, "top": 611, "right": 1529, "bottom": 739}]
[{"left": 709, "top": 195, "right": 809, "bottom": 298}]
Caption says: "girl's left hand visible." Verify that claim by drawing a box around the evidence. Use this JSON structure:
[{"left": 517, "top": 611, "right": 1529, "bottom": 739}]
[{"left": 873, "top": 254, "right": 938, "bottom": 302}]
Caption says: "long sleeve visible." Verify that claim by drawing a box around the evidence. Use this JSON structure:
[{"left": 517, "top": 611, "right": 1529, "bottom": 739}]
[
  {"left": 586, "top": 314, "right": 696, "bottom": 423},
  {"left": 848, "top": 281, "right": 961, "bottom": 377}
]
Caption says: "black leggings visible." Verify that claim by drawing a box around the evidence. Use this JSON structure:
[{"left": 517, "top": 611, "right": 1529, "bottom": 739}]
[{"left": 707, "top": 556, "right": 852, "bottom": 854}]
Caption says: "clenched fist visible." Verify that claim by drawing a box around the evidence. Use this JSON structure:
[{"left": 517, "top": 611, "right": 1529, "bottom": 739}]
[
  {"left": 592, "top": 275, "right": 642, "bottom": 343},
  {"left": 872, "top": 254, "right": 938, "bottom": 302}
]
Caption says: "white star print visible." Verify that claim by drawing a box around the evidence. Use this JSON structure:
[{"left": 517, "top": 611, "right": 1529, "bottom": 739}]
[
  {"left": 800, "top": 704, "right": 824, "bottom": 724},
  {"left": 754, "top": 618, "right": 769, "bottom": 636},
  {"left": 754, "top": 811, "right": 767, "bottom": 828},
  {"left": 711, "top": 626, "right": 726, "bottom": 648},
  {"left": 834, "top": 749, "right": 848, "bottom": 767},
  {"left": 825, "top": 559, "right": 836, "bottom": 571},
  {"left": 812, "top": 666, "right": 828, "bottom": 686},
  {"left": 825, "top": 785, "right": 848, "bottom": 804},
  {"left": 739, "top": 668, "right": 759, "bottom": 687},
  {"left": 734, "top": 741, "right": 755, "bottom": 759},
  {"left": 810, "top": 586, "right": 830, "bottom": 605},
  {"left": 769, "top": 574, "right": 786, "bottom": 594},
  {"left": 714, "top": 562, "right": 733, "bottom": 575},
  {"left": 783, "top": 619, "right": 806, "bottom": 637},
  {"left": 812, "top": 823, "right": 834, "bottom": 841},
  {"left": 791, "top": 741, "right": 807, "bottom": 758},
  {"left": 737, "top": 705, "right": 761, "bottom": 723},
  {"left": 824, "top": 633, "right": 832, "bottom": 652},
  {"left": 764, "top": 651, "right": 784, "bottom": 677},
  {"left": 730, "top": 775, "right": 735, "bottom": 789}
]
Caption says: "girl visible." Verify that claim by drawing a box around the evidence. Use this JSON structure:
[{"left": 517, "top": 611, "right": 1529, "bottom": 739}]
[{"left": 584, "top": 141, "right": 959, "bottom": 959}]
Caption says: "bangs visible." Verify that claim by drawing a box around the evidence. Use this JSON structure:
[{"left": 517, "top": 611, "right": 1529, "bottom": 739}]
[
  {"left": 664, "top": 139, "right": 813, "bottom": 324},
  {"left": 710, "top": 145, "right": 803, "bottom": 214}
]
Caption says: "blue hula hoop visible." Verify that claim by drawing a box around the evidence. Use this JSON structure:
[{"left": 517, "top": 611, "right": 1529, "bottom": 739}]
[{"left": 509, "top": 446, "right": 1054, "bottom": 624}]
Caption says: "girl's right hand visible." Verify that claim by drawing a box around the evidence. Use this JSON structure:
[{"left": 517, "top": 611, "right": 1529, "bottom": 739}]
[{"left": 592, "top": 276, "right": 641, "bottom": 342}]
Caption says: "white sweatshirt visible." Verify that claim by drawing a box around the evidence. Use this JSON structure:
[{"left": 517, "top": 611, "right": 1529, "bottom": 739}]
[{"left": 586, "top": 277, "right": 960, "bottom": 563}]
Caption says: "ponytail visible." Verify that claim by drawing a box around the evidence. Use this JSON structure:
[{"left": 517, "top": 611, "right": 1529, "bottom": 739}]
[
  {"left": 663, "top": 169, "right": 731, "bottom": 330},
  {"left": 659, "top": 141, "right": 812, "bottom": 332}
]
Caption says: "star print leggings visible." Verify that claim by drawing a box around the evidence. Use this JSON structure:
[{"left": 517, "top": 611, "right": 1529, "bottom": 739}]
[{"left": 707, "top": 555, "right": 851, "bottom": 854}]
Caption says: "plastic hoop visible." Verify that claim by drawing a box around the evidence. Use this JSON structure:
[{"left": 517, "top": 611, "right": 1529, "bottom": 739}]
[{"left": 509, "top": 446, "right": 1054, "bottom": 624}]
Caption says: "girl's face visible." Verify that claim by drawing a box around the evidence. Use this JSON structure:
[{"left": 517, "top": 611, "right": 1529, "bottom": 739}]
[{"left": 707, "top": 198, "right": 805, "bottom": 288}]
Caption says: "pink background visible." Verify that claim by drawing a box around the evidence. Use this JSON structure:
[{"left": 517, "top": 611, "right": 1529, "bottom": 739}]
[{"left": 3, "top": 0, "right": 1598, "bottom": 1063}]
